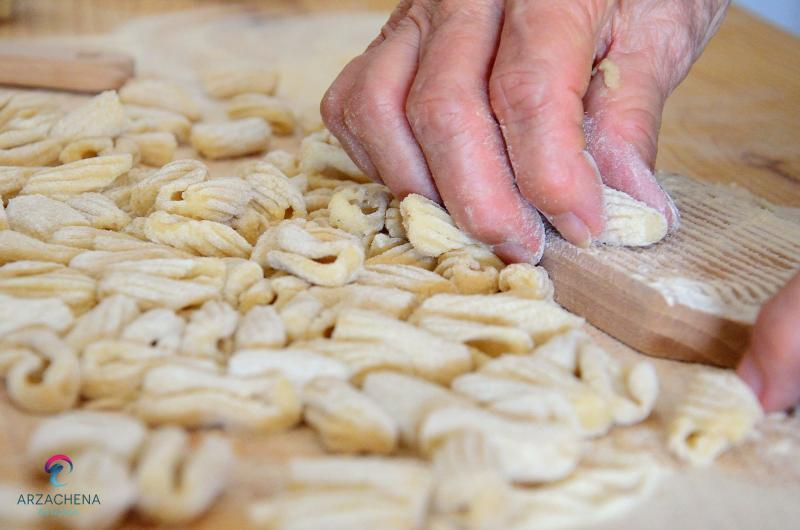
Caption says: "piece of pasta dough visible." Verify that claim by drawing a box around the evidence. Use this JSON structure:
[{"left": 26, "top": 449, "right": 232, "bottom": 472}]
[
  {"left": 65, "top": 294, "right": 140, "bottom": 352},
  {"left": 506, "top": 446, "right": 665, "bottom": 530},
  {"left": 598, "top": 186, "right": 668, "bottom": 246},
  {"left": 419, "top": 406, "right": 582, "bottom": 483},
  {"left": 120, "top": 78, "right": 201, "bottom": 121},
  {"left": 252, "top": 219, "right": 364, "bottom": 287},
  {"left": 191, "top": 118, "right": 270, "bottom": 160},
  {"left": 400, "top": 194, "right": 480, "bottom": 257},
  {"left": 59, "top": 136, "right": 114, "bottom": 163},
  {"left": 0, "top": 261, "right": 96, "bottom": 313},
  {"left": 668, "top": 368, "right": 763, "bottom": 466},
  {"left": 227, "top": 93, "right": 296, "bottom": 135},
  {"left": 249, "top": 457, "right": 432, "bottom": 530},
  {"left": 0, "top": 230, "right": 84, "bottom": 265},
  {"left": 0, "top": 294, "right": 74, "bottom": 336},
  {"left": 303, "top": 377, "right": 398, "bottom": 454},
  {"left": 135, "top": 427, "right": 233, "bottom": 524},
  {"left": 362, "top": 371, "right": 469, "bottom": 447},
  {"left": 144, "top": 211, "right": 253, "bottom": 258},
  {"left": 20, "top": 154, "right": 133, "bottom": 199},
  {"left": 0, "top": 329, "right": 80, "bottom": 413},
  {"left": 202, "top": 66, "right": 279, "bottom": 98},
  {"left": 123, "top": 131, "right": 177, "bottom": 166},
  {"left": 333, "top": 309, "right": 472, "bottom": 384},
  {"left": 133, "top": 364, "right": 301, "bottom": 431},
  {"left": 125, "top": 104, "right": 192, "bottom": 142},
  {"left": 298, "top": 130, "right": 369, "bottom": 182},
  {"left": 49, "top": 90, "right": 128, "bottom": 142}
]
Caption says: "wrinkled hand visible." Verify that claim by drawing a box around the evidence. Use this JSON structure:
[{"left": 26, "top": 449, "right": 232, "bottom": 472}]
[
  {"left": 738, "top": 272, "right": 800, "bottom": 412},
  {"left": 322, "top": 0, "right": 729, "bottom": 262}
]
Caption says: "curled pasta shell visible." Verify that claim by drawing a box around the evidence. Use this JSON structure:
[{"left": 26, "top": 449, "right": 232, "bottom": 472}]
[
  {"left": 135, "top": 427, "right": 233, "bottom": 524},
  {"left": 227, "top": 93, "right": 296, "bottom": 135},
  {"left": 668, "top": 368, "right": 762, "bottom": 466},
  {"left": 202, "top": 66, "right": 279, "bottom": 98},
  {"left": 252, "top": 220, "right": 364, "bottom": 287},
  {"left": 0, "top": 329, "right": 80, "bottom": 413}
]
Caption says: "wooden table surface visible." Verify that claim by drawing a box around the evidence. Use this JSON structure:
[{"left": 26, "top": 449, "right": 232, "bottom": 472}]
[{"left": 0, "top": 2, "right": 799, "bottom": 529}]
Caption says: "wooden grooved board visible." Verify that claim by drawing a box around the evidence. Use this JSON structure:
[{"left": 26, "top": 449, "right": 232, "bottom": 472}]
[{"left": 542, "top": 172, "right": 800, "bottom": 367}]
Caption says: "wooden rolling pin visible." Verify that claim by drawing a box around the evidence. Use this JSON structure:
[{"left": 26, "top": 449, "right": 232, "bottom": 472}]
[{"left": 0, "top": 44, "right": 134, "bottom": 92}]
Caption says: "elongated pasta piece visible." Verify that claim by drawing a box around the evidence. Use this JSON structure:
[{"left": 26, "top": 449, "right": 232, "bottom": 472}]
[
  {"left": 80, "top": 339, "right": 169, "bottom": 401},
  {"left": 120, "top": 79, "right": 201, "bottom": 121},
  {"left": 20, "top": 154, "right": 133, "bottom": 198},
  {"left": 228, "top": 348, "right": 351, "bottom": 390},
  {"left": 668, "top": 368, "right": 762, "bottom": 466},
  {"left": 49, "top": 90, "right": 128, "bottom": 142},
  {"left": 0, "top": 294, "right": 73, "bottom": 336},
  {"left": 420, "top": 406, "right": 582, "bottom": 483},
  {"left": 6, "top": 194, "right": 89, "bottom": 239},
  {"left": 356, "top": 263, "right": 456, "bottom": 298},
  {"left": 0, "top": 261, "right": 96, "bottom": 313},
  {"left": 180, "top": 300, "right": 238, "bottom": 359},
  {"left": 0, "top": 166, "right": 40, "bottom": 198},
  {"left": 158, "top": 177, "right": 252, "bottom": 223},
  {"left": 0, "top": 229, "right": 83, "bottom": 265},
  {"left": 99, "top": 272, "right": 219, "bottom": 310},
  {"left": 412, "top": 293, "right": 584, "bottom": 344},
  {"left": 202, "top": 66, "right": 279, "bottom": 98},
  {"left": 303, "top": 377, "right": 398, "bottom": 454},
  {"left": 65, "top": 192, "right": 131, "bottom": 231},
  {"left": 191, "top": 118, "right": 270, "bottom": 160},
  {"left": 144, "top": 211, "right": 252, "bottom": 258},
  {"left": 133, "top": 364, "right": 301, "bottom": 431},
  {"left": 227, "top": 93, "right": 296, "bottom": 134},
  {"left": 0, "top": 137, "right": 61, "bottom": 166},
  {"left": 334, "top": 309, "right": 472, "bottom": 384},
  {"left": 125, "top": 104, "right": 192, "bottom": 142}
]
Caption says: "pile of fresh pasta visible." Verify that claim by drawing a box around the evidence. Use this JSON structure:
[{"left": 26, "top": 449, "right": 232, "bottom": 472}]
[{"left": 0, "top": 69, "right": 763, "bottom": 530}]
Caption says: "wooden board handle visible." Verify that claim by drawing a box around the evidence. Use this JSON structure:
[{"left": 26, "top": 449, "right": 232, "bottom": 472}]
[{"left": 0, "top": 44, "right": 134, "bottom": 92}]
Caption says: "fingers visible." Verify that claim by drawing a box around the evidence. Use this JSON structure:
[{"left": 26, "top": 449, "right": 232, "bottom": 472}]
[
  {"left": 737, "top": 272, "right": 800, "bottom": 412},
  {"left": 405, "top": 1, "right": 545, "bottom": 262},
  {"left": 583, "top": 44, "right": 683, "bottom": 230},
  {"left": 321, "top": 7, "right": 439, "bottom": 200},
  {"left": 489, "top": 0, "right": 606, "bottom": 247}
]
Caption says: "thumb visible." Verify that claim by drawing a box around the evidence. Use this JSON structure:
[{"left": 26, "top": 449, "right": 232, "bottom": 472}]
[
  {"left": 737, "top": 272, "right": 800, "bottom": 412},
  {"left": 583, "top": 50, "right": 680, "bottom": 230}
]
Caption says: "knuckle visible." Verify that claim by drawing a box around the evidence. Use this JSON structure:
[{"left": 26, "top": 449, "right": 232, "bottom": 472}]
[
  {"left": 405, "top": 87, "right": 471, "bottom": 143},
  {"left": 489, "top": 69, "right": 554, "bottom": 125}
]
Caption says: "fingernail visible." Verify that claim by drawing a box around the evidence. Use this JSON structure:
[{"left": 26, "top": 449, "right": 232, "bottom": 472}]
[
  {"left": 549, "top": 212, "right": 592, "bottom": 248},
  {"left": 492, "top": 241, "right": 543, "bottom": 265},
  {"left": 736, "top": 353, "right": 765, "bottom": 401},
  {"left": 664, "top": 192, "right": 681, "bottom": 233}
]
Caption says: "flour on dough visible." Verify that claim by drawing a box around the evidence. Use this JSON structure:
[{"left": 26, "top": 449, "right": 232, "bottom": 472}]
[{"left": 597, "top": 186, "right": 668, "bottom": 247}]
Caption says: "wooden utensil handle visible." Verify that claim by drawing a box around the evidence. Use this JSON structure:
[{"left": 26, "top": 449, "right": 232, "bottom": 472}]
[{"left": 0, "top": 45, "right": 134, "bottom": 92}]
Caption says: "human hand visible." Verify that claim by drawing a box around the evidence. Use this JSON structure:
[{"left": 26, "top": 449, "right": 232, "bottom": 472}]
[
  {"left": 322, "top": 0, "right": 729, "bottom": 263},
  {"left": 737, "top": 271, "right": 800, "bottom": 412}
]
